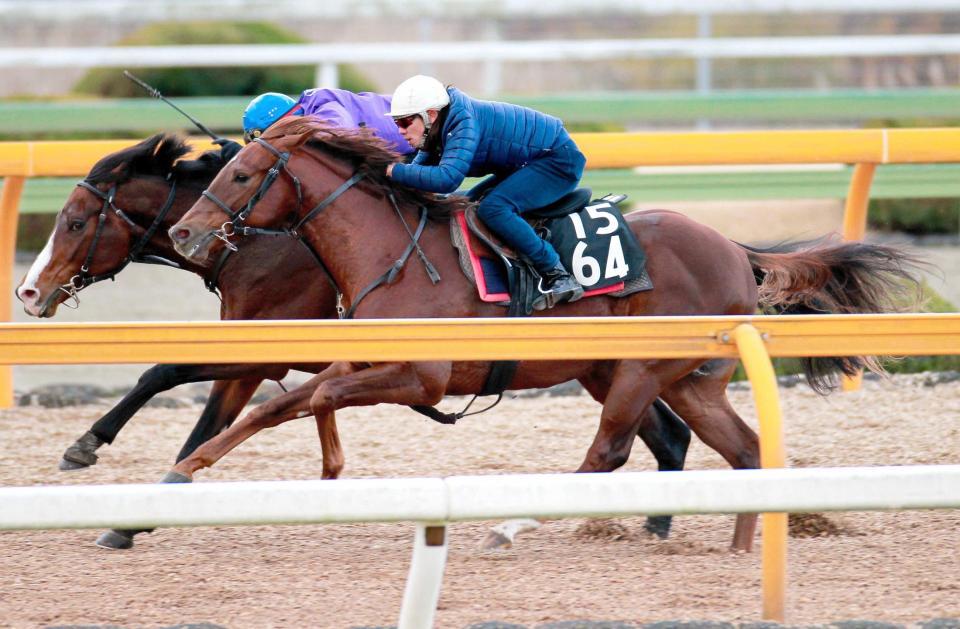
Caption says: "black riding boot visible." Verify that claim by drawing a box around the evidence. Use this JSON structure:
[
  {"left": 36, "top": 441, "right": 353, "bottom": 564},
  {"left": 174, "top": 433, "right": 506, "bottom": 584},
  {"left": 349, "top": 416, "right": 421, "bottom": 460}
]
[{"left": 533, "top": 262, "right": 584, "bottom": 311}]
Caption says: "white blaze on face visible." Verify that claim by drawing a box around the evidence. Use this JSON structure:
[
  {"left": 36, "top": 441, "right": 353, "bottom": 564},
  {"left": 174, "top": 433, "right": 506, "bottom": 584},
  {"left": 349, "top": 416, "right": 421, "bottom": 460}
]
[{"left": 19, "top": 231, "right": 56, "bottom": 294}]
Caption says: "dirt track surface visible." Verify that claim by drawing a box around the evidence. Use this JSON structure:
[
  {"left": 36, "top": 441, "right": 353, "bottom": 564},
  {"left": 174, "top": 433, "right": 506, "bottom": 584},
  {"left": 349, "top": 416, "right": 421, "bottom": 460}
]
[{"left": 1, "top": 375, "right": 959, "bottom": 628}]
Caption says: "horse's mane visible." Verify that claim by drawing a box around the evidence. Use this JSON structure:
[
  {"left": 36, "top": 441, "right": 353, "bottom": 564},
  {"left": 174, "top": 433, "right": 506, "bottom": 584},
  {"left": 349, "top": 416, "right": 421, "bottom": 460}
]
[
  {"left": 86, "top": 133, "right": 223, "bottom": 187},
  {"left": 262, "top": 117, "right": 472, "bottom": 220}
]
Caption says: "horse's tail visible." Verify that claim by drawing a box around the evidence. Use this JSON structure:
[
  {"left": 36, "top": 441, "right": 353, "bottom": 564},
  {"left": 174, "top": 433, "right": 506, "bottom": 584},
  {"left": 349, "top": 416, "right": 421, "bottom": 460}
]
[{"left": 737, "top": 237, "right": 927, "bottom": 393}]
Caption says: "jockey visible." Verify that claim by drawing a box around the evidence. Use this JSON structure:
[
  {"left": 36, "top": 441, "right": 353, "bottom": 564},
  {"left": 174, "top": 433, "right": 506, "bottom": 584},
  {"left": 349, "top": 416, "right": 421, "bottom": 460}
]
[
  {"left": 384, "top": 75, "right": 585, "bottom": 310},
  {"left": 218, "top": 89, "right": 414, "bottom": 161}
]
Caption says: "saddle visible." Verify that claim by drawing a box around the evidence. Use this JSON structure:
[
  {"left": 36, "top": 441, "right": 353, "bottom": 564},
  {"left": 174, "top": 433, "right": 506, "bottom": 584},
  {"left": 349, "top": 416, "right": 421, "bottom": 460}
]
[{"left": 450, "top": 188, "right": 653, "bottom": 314}]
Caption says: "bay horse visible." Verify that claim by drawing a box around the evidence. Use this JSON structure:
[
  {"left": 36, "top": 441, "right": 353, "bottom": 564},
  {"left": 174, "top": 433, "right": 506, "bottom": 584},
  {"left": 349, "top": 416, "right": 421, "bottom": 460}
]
[
  {"left": 15, "top": 134, "right": 691, "bottom": 548},
  {"left": 168, "top": 117, "right": 923, "bottom": 553},
  {"left": 15, "top": 135, "right": 344, "bottom": 480}
]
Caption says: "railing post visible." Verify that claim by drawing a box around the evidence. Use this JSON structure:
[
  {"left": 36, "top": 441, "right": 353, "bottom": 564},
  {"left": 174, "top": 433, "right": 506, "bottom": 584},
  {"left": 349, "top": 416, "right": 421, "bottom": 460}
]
[
  {"left": 398, "top": 523, "right": 448, "bottom": 629},
  {"left": 0, "top": 176, "right": 25, "bottom": 408},
  {"left": 842, "top": 163, "right": 876, "bottom": 242},
  {"left": 731, "top": 323, "right": 787, "bottom": 623},
  {"left": 482, "top": 19, "right": 502, "bottom": 97},
  {"left": 840, "top": 162, "right": 877, "bottom": 391},
  {"left": 315, "top": 62, "right": 340, "bottom": 89},
  {"left": 695, "top": 11, "right": 713, "bottom": 130}
]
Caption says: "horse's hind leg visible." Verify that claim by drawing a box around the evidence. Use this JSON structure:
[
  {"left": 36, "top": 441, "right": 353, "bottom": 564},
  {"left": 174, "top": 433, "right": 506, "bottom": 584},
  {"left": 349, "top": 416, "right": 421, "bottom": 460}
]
[
  {"left": 480, "top": 396, "right": 688, "bottom": 551},
  {"left": 579, "top": 359, "right": 700, "bottom": 474},
  {"left": 580, "top": 373, "right": 690, "bottom": 539},
  {"left": 635, "top": 398, "right": 690, "bottom": 538},
  {"left": 659, "top": 359, "right": 760, "bottom": 552}
]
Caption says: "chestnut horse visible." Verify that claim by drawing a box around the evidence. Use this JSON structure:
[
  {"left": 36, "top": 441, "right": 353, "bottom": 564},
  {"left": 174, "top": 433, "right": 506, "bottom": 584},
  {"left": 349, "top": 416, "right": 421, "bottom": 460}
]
[
  {"left": 169, "top": 118, "right": 923, "bottom": 552},
  {"left": 16, "top": 134, "right": 690, "bottom": 548}
]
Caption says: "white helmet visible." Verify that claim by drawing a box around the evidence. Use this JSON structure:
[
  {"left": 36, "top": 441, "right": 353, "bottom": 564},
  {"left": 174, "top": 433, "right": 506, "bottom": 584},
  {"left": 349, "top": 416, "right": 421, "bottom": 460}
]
[{"left": 387, "top": 75, "right": 450, "bottom": 118}]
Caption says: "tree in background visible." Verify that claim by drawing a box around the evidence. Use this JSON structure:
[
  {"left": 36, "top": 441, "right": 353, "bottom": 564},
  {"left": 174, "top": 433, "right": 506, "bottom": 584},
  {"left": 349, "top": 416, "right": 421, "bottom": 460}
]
[{"left": 73, "top": 21, "right": 375, "bottom": 97}]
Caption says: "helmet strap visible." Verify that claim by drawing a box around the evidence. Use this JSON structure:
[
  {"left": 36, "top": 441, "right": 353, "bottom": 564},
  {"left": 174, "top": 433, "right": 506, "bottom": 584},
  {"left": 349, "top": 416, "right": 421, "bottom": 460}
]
[{"left": 420, "top": 111, "right": 432, "bottom": 134}]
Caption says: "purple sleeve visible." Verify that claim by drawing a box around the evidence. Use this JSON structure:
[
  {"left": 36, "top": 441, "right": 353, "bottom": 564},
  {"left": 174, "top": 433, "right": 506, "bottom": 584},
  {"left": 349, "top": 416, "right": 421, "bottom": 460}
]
[{"left": 309, "top": 102, "right": 356, "bottom": 130}]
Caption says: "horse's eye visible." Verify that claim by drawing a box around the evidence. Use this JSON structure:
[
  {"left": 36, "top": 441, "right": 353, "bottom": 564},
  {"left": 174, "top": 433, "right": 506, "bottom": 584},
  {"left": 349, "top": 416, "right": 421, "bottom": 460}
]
[
  {"left": 234, "top": 173, "right": 250, "bottom": 183},
  {"left": 69, "top": 219, "right": 85, "bottom": 232}
]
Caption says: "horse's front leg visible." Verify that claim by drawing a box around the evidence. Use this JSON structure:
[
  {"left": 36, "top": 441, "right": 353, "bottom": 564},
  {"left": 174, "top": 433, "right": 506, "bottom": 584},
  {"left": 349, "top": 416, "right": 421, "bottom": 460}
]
[
  {"left": 174, "top": 377, "right": 264, "bottom": 463},
  {"left": 97, "top": 366, "right": 350, "bottom": 550},
  {"left": 315, "top": 410, "right": 344, "bottom": 480},
  {"left": 169, "top": 363, "right": 355, "bottom": 480},
  {"left": 62, "top": 362, "right": 290, "bottom": 471},
  {"left": 304, "top": 360, "right": 452, "bottom": 480}
]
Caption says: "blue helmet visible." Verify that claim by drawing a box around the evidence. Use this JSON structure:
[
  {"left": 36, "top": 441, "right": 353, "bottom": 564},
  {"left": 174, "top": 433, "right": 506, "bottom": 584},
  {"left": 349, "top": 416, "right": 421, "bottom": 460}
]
[{"left": 242, "top": 93, "right": 297, "bottom": 142}]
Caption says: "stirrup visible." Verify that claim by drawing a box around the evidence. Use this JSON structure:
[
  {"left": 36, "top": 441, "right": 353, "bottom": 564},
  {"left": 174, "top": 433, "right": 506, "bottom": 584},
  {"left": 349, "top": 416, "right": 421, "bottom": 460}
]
[{"left": 532, "top": 279, "right": 583, "bottom": 311}]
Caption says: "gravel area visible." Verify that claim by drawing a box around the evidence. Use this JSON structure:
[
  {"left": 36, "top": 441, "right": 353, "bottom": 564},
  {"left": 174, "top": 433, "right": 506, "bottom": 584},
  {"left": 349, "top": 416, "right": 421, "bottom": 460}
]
[{"left": 1, "top": 374, "right": 958, "bottom": 628}]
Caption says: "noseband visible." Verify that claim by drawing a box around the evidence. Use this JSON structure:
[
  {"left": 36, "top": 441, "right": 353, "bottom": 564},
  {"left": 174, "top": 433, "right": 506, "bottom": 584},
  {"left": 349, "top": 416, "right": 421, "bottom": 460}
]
[{"left": 60, "top": 178, "right": 180, "bottom": 307}]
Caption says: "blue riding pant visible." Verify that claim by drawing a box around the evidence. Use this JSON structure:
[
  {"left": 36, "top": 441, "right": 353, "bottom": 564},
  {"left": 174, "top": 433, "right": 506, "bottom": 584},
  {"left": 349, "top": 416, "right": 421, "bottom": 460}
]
[{"left": 477, "top": 139, "right": 586, "bottom": 272}]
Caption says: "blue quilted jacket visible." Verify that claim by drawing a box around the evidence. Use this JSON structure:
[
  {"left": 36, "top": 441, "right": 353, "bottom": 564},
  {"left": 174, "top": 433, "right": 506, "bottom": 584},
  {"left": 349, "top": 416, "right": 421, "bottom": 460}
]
[{"left": 390, "top": 88, "right": 571, "bottom": 193}]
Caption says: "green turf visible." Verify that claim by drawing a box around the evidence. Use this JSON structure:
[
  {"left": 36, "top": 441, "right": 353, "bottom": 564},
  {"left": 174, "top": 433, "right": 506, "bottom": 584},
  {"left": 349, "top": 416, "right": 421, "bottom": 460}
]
[
  {"left": 2, "top": 89, "right": 959, "bottom": 139},
  {"left": 13, "top": 164, "right": 960, "bottom": 215}
]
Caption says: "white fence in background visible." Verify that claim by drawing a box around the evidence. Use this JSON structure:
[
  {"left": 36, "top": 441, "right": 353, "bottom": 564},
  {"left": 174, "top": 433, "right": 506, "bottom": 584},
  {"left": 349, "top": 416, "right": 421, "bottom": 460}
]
[
  {"left": 2, "top": 34, "right": 960, "bottom": 94},
  {"left": 3, "top": 0, "right": 960, "bottom": 20},
  {"left": 3, "top": 465, "right": 959, "bottom": 628}
]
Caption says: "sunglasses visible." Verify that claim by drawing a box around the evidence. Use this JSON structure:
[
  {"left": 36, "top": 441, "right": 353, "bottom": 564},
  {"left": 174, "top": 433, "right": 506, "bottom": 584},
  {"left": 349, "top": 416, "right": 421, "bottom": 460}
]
[
  {"left": 392, "top": 114, "right": 420, "bottom": 130},
  {"left": 242, "top": 129, "right": 262, "bottom": 144}
]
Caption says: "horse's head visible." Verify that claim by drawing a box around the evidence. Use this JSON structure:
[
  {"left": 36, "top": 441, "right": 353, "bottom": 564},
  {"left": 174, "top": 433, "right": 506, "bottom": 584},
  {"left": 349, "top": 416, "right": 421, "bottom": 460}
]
[
  {"left": 16, "top": 134, "right": 216, "bottom": 317},
  {"left": 169, "top": 118, "right": 323, "bottom": 263}
]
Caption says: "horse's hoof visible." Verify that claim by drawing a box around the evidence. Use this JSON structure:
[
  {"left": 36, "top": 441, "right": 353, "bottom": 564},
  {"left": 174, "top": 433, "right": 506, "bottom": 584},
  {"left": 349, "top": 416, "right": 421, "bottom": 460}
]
[
  {"left": 479, "top": 518, "right": 541, "bottom": 551},
  {"left": 58, "top": 457, "right": 91, "bottom": 471},
  {"left": 479, "top": 530, "right": 512, "bottom": 551},
  {"left": 160, "top": 471, "right": 192, "bottom": 484},
  {"left": 643, "top": 515, "right": 673, "bottom": 540},
  {"left": 59, "top": 431, "right": 104, "bottom": 471},
  {"left": 95, "top": 529, "right": 134, "bottom": 550}
]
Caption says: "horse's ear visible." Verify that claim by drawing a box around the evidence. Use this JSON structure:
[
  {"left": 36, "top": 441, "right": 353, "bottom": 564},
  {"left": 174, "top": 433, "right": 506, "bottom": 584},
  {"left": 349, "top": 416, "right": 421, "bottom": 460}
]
[
  {"left": 284, "top": 130, "right": 316, "bottom": 151},
  {"left": 108, "top": 162, "right": 131, "bottom": 181},
  {"left": 153, "top": 135, "right": 192, "bottom": 171}
]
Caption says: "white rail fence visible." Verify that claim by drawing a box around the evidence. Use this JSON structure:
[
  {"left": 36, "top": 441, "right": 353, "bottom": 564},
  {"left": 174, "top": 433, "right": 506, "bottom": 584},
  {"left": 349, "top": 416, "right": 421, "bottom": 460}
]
[
  {"left": 5, "top": 0, "right": 960, "bottom": 20},
  {"left": 3, "top": 465, "right": 959, "bottom": 628},
  {"left": 3, "top": 34, "right": 959, "bottom": 94}
]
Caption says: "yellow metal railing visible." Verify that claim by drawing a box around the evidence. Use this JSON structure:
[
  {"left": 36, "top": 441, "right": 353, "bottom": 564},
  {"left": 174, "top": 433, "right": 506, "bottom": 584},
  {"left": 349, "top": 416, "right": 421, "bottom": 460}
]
[
  {"left": 2, "top": 312, "right": 960, "bottom": 622},
  {"left": 3, "top": 314, "right": 959, "bottom": 364},
  {"left": 0, "top": 175, "right": 24, "bottom": 407}
]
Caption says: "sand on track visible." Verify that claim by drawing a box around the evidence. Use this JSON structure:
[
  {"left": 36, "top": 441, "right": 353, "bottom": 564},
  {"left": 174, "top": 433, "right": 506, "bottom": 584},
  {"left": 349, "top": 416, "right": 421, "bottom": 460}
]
[{"left": 1, "top": 374, "right": 958, "bottom": 628}]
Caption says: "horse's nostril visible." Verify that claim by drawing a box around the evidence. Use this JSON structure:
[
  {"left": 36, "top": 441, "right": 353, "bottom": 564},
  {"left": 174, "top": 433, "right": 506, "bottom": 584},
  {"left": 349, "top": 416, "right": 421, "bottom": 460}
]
[
  {"left": 17, "top": 287, "right": 38, "bottom": 302},
  {"left": 173, "top": 228, "right": 191, "bottom": 242}
]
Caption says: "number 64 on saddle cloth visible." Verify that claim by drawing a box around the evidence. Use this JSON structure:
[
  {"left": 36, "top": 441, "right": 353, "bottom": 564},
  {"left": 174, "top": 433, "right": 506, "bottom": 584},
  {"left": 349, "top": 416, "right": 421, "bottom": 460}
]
[{"left": 452, "top": 194, "right": 653, "bottom": 303}]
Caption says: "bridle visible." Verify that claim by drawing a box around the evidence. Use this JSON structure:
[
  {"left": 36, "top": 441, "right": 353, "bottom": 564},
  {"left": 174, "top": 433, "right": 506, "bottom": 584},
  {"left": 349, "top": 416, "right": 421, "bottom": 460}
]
[
  {"left": 197, "top": 137, "right": 439, "bottom": 319},
  {"left": 200, "top": 138, "right": 310, "bottom": 251},
  {"left": 59, "top": 178, "right": 181, "bottom": 308}
]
